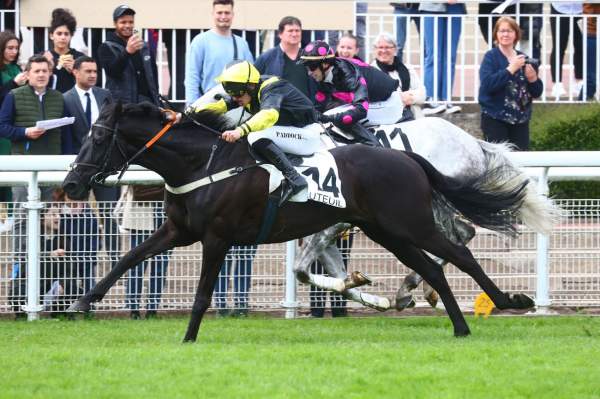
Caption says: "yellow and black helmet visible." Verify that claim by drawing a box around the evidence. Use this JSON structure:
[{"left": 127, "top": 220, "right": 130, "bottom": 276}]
[
  {"left": 215, "top": 60, "right": 260, "bottom": 96},
  {"left": 298, "top": 40, "right": 335, "bottom": 69}
]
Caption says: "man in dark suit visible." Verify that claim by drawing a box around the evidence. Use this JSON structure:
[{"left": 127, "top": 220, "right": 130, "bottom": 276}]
[
  {"left": 64, "top": 56, "right": 120, "bottom": 279},
  {"left": 63, "top": 56, "right": 112, "bottom": 153}
]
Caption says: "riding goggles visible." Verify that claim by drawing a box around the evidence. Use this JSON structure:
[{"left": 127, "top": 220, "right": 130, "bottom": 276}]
[
  {"left": 304, "top": 62, "right": 321, "bottom": 72},
  {"left": 222, "top": 82, "right": 250, "bottom": 97}
]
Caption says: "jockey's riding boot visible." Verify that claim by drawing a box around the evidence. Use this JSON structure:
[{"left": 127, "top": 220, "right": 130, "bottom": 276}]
[
  {"left": 254, "top": 141, "right": 308, "bottom": 206},
  {"left": 350, "top": 124, "right": 382, "bottom": 147}
]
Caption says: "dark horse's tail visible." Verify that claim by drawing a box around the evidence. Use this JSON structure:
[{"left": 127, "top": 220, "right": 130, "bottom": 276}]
[{"left": 404, "top": 152, "right": 527, "bottom": 236}]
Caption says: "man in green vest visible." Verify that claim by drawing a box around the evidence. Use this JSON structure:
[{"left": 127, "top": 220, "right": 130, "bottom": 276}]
[
  {"left": 0, "top": 54, "right": 71, "bottom": 318},
  {"left": 0, "top": 54, "right": 68, "bottom": 154}
]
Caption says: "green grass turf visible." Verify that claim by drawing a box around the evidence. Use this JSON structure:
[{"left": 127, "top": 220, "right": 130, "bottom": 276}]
[{"left": 1, "top": 315, "right": 599, "bottom": 399}]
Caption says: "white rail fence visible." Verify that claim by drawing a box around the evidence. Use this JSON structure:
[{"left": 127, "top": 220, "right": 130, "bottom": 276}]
[{"left": 0, "top": 153, "right": 599, "bottom": 320}]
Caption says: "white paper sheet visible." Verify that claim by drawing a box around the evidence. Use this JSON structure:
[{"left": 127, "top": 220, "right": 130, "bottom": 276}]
[{"left": 35, "top": 117, "right": 75, "bottom": 130}]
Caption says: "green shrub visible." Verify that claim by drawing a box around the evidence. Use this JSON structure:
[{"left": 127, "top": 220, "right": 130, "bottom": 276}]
[{"left": 530, "top": 103, "right": 600, "bottom": 198}]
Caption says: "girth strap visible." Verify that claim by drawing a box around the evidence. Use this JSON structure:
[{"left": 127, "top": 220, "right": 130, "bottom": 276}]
[{"left": 164, "top": 167, "right": 243, "bottom": 194}]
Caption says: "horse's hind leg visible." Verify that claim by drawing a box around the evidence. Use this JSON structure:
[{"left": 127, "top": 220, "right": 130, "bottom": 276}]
[
  {"left": 396, "top": 217, "right": 476, "bottom": 311},
  {"left": 420, "top": 230, "right": 534, "bottom": 311},
  {"left": 362, "top": 225, "right": 470, "bottom": 336}
]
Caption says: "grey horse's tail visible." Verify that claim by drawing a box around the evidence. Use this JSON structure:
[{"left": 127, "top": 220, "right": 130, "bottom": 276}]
[
  {"left": 404, "top": 152, "right": 527, "bottom": 236},
  {"left": 477, "top": 140, "right": 562, "bottom": 234}
]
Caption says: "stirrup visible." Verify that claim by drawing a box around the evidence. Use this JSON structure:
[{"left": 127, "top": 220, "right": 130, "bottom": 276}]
[
  {"left": 278, "top": 181, "right": 295, "bottom": 206},
  {"left": 278, "top": 179, "right": 307, "bottom": 207}
]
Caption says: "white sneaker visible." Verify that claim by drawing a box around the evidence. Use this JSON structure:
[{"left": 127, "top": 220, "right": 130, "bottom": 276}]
[
  {"left": 422, "top": 102, "right": 446, "bottom": 116},
  {"left": 444, "top": 103, "right": 462, "bottom": 114},
  {"left": 551, "top": 82, "right": 566, "bottom": 99}
]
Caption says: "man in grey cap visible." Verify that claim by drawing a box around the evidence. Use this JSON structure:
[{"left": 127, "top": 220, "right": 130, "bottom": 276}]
[{"left": 97, "top": 4, "right": 159, "bottom": 105}]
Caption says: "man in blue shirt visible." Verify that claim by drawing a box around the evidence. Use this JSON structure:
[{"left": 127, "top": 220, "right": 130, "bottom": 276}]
[{"left": 184, "top": 0, "right": 253, "bottom": 104}]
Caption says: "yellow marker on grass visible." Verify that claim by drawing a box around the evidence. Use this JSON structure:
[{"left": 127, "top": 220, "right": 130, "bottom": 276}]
[{"left": 474, "top": 292, "right": 495, "bottom": 318}]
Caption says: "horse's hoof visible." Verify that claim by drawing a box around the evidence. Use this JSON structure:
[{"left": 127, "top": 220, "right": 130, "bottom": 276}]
[
  {"left": 454, "top": 328, "right": 471, "bottom": 338},
  {"left": 67, "top": 299, "right": 90, "bottom": 313},
  {"left": 395, "top": 294, "right": 415, "bottom": 311},
  {"left": 343, "top": 271, "right": 372, "bottom": 290},
  {"left": 370, "top": 297, "right": 391, "bottom": 312},
  {"left": 424, "top": 287, "right": 439, "bottom": 308},
  {"left": 511, "top": 293, "right": 535, "bottom": 309}
]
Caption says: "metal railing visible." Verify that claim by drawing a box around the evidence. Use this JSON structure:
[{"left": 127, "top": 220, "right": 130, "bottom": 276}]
[{"left": 0, "top": 153, "right": 600, "bottom": 320}]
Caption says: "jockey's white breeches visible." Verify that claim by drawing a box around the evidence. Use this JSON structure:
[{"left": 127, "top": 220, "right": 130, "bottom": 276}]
[
  {"left": 247, "top": 123, "right": 322, "bottom": 155},
  {"left": 325, "top": 90, "right": 405, "bottom": 126}
]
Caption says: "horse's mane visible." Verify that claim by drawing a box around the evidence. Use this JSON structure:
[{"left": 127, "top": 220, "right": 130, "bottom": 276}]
[{"left": 121, "top": 102, "right": 236, "bottom": 132}]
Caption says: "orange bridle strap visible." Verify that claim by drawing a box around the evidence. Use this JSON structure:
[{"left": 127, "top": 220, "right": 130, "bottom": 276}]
[{"left": 145, "top": 108, "right": 177, "bottom": 149}]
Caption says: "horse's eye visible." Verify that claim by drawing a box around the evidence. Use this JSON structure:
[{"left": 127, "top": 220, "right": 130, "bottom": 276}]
[{"left": 93, "top": 132, "right": 107, "bottom": 144}]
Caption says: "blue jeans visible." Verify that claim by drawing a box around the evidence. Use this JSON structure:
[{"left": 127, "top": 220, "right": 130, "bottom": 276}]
[
  {"left": 422, "top": 4, "right": 465, "bottom": 101},
  {"left": 125, "top": 210, "right": 170, "bottom": 311},
  {"left": 213, "top": 245, "right": 257, "bottom": 310},
  {"left": 581, "top": 36, "right": 597, "bottom": 100},
  {"left": 393, "top": 4, "right": 420, "bottom": 61}
]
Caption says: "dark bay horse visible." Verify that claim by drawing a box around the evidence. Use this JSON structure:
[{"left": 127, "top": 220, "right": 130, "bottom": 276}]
[{"left": 63, "top": 102, "right": 534, "bottom": 342}]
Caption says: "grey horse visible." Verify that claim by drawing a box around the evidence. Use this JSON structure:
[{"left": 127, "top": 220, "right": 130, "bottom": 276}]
[{"left": 292, "top": 116, "right": 559, "bottom": 311}]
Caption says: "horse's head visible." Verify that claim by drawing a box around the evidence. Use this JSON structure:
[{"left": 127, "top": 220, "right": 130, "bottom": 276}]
[
  {"left": 62, "top": 101, "right": 161, "bottom": 200},
  {"left": 62, "top": 102, "right": 125, "bottom": 199}
]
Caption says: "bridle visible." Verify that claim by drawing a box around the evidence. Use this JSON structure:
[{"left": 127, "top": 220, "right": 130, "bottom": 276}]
[{"left": 69, "top": 109, "right": 177, "bottom": 187}]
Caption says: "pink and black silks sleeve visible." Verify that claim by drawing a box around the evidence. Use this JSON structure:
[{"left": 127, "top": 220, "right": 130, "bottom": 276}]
[{"left": 321, "top": 60, "right": 370, "bottom": 126}]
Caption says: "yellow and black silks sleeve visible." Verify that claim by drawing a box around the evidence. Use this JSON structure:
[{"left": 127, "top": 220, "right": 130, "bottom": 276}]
[
  {"left": 193, "top": 98, "right": 228, "bottom": 114},
  {"left": 236, "top": 108, "right": 279, "bottom": 136}
]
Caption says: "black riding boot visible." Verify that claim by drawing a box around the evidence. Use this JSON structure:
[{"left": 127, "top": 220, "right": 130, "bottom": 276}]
[
  {"left": 252, "top": 139, "right": 308, "bottom": 206},
  {"left": 350, "top": 124, "right": 381, "bottom": 147}
]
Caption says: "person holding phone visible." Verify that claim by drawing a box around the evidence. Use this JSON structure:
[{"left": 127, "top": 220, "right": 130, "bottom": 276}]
[{"left": 98, "top": 5, "right": 159, "bottom": 105}]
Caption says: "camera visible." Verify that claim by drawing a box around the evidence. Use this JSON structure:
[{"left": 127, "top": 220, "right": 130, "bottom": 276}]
[{"left": 524, "top": 56, "right": 539, "bottom": 67}]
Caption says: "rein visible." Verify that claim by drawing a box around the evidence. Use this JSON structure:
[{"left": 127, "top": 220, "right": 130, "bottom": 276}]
[
  {"left": 113, "top": 109, "right": 177, "bottom": 181},
  {"left": 71, "top": 109, "right": 177, "bottom": 186}
]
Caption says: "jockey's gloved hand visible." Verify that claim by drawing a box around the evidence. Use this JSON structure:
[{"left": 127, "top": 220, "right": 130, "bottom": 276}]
[
  {"left": 318, "top": 113, "right": 333, "bottom": 123},
  {"left": 184, "top": 104, "right": 197, "bottom": 116}
]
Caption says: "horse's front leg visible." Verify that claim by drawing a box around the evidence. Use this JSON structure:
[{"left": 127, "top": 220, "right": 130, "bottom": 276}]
[
  {"left": 68, "top": 222, "right": 181, "bottom": 312},
  {"left": 319, "top": 245, "right": 391, "bottom": 311},
  {"left": 183, "top": 233, "right": 229, "bottom": 343},
  {"left": 294, "top": 223, "right": 369, "bottom": 292}
]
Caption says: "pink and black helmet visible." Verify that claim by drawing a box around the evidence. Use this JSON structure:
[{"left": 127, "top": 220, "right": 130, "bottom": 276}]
[{"left": 298, "top": 40, "right": 336, "bottom": 68}]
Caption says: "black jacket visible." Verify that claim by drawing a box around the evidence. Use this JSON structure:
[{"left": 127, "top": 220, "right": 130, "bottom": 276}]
[{"left": 98, "top": 32, "right": 159, "bottom": 105}]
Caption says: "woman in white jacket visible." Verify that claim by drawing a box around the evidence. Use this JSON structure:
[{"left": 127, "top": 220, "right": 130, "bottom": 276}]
[{"left": 370, "top": 33, "right": 426, "bottom": 120}]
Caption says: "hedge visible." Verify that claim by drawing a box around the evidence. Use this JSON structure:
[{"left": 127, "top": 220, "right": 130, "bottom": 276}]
[{"left": 530, "top": 103, "right": 600, "bottom": 198}]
